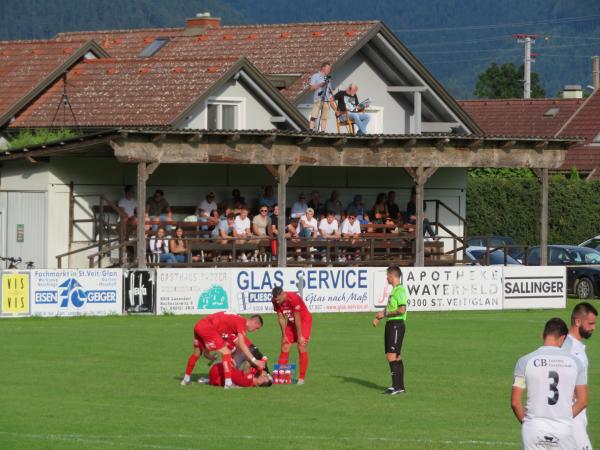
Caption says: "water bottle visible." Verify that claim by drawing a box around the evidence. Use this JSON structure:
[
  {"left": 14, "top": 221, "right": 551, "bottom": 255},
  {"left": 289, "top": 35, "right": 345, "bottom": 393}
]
[{"left": 285, "top": 369, "right": 291, "bottom": 384}]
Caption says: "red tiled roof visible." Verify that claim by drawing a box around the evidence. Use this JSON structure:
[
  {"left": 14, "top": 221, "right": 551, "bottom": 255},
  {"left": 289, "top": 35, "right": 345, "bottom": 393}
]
[
  {"left": 0, "top": 39, "right": 90, "bottom": 123},
  {"left": 556, "top": 90, "right": 600, "bottom": 141},
  {"left": 56, "top": 21, "right": 380, "bottom": 100},
  {"left": 458, "top": 98, "right": 584, "bottom": 137},
  {"left": 10, "top": 57, "right": 237, "bottom": 127}
]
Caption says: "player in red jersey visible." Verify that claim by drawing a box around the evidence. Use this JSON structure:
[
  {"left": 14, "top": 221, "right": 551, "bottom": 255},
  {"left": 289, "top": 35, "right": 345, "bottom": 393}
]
[
  {"left": 205, "top": 362, "right": 272, "bottom": 388},
  {"left": 271, "top": 286, "right": 312, "bottom": 384},
  {"left": 181, "top": 312, "right": 265, "bottom": 387}
]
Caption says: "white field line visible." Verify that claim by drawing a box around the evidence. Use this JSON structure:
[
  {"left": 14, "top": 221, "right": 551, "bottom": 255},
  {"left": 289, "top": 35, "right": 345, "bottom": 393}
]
[{"left": 0, "top": 431, "right": 518, "bottom": 448}]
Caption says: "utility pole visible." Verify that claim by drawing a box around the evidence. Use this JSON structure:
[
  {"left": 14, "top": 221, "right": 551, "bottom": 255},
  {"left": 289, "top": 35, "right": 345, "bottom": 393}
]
[
  {"left": 513, "top": 34, "right": 539, "bottom": 99},
  {"left": 593, "top": 55, "right": 599, "bottom": 91}
]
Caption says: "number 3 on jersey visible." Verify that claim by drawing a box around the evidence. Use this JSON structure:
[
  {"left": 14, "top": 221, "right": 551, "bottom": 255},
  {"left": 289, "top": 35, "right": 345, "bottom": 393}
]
[{"left": 547, "top": 370, "right": 559, "bottom": 405}]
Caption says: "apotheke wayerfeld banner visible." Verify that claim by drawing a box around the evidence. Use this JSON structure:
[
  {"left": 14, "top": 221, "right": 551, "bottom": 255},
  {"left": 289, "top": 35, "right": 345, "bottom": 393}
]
[{"left": 371, "top": 266, "right": 503, "bottom": 311}]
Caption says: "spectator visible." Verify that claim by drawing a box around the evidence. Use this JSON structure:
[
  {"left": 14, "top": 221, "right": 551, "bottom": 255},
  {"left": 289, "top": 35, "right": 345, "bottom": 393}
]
[
  {"left": 307, "top": 190, "right": 325, "bottom": 218},
  {"left": 319, "top": 211, "right": 340, "bottom": 262},
  {"left": 406, "top": 188, "right": 436, "bottom": 239},
  {"left": 149, "top": 227, "right": 177, "bottom": 263},
  {"left": 258, "top": 186, "right": 276, "bottom": 210},
  {"left": 117, "top": 185, "right": 137, "bottom": 224},
  {"left": 146, "top": 189, "right": 173, "bottom": 232},
  {"left": 252, "top": 205, "right": 273, "bottom": 237},
  {"left": 291, "top": 193, "right": 308, "bottom": 219},
  {"left": 340, "top": 213, "right": 362, "bottom": 261},
  {"left": 198, "top": 192, "right": 218, "bottom": 216},
  {"left": 372, "top": 192, "right": 389, "bottom": 224},
  {"left": 212, "top": 213, "right": 235, "bottom": 242},
  {"left": 324, "top": 190, "right": 343, "bottom": 219},
  {"left": 169, "top": 226, "right": 190, "bottom": 263},
  {"left": 234, "top": 207, "right": 252, "bottom": 262},
  {"left": 229, "top": 188, "right": 246, "bottom": 208},
  {"left": 387, "top": 191, "right": 400, "bottom": 221},
  {"left": 346, "top": 195, "right": 367, "bottom": 223},
  {"left": 297, "top": 208, "right": 319, "bottom": 261}
]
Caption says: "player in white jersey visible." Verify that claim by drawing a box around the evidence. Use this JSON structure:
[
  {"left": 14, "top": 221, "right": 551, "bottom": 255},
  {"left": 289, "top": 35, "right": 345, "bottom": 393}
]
[
  {"left": 512, "top": 317, "right": 588, "bottom": 450},
  {"left": 563, "top": 302, "right": 597, "bottom": 450}
]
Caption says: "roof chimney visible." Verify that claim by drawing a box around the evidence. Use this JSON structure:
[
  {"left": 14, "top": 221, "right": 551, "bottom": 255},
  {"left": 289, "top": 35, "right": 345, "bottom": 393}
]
[
  {"left": 185, "top": 12, "right": 221, "bottom": 32},
  {"left": 561, "top": 85, "right": 583, "bottom": 99}
]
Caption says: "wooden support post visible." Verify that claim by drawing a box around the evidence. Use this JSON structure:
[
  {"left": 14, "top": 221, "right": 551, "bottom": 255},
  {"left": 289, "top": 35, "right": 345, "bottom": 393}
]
[
  {"left": 277, "top": 164, "right": 288, "bottom": 267},
  {"left": 68, "top": 181, "right": 74, "bottom": 255},
  {"left": 540, "top": 168, "right": 549, "bottom": 266},
  {"left": 137, "top": 162, "right": 148, "bottom": 268},
  {"left": 404, "top": 166, "right": 438, "bottom": 267}
]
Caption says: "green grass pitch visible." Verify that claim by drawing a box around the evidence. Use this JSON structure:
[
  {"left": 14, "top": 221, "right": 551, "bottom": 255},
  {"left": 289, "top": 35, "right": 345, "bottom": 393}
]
[{"left": 0, "top": 299, "right": 597, "bottom": 450}]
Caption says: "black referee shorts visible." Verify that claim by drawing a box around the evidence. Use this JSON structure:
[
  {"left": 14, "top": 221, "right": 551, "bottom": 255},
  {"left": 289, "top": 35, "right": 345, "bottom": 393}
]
[{"left": 384, "top": 320, "right": 406, "bottom": 354}]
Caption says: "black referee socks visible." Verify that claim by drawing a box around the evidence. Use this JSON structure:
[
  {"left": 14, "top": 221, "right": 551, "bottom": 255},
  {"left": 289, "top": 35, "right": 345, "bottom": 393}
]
[{"left": 389, "top": 360, "right": 405, "bottom": 390}]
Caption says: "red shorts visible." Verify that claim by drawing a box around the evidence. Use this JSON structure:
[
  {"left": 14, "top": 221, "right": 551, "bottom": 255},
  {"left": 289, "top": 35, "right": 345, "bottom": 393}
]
[
  {"left": 284, "top": 317, "right": 312, "bottom": 344},
  {"left": 194, "top": 322, "right": 226, "bottom": 352}
]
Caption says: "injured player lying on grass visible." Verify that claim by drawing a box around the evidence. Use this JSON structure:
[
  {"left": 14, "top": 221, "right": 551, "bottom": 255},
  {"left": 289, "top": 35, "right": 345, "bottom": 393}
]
[{"left": 198, "top": 361, "right": 273, "bottom": 388}]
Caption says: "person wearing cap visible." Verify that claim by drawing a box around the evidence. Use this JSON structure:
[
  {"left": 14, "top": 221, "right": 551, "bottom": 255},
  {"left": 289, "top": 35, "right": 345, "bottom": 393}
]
[
  {"left": 307, "top": 190, "right": 324, "bottom": 219},
  {"left": 291, "top": 193, "right": 309, "bottom": 219},
  {"left": 198, "top": 192, "right": 218, "bottom": 217},
  {"left": 346, "top": 195, "right": 367, "bottom": 223},
  {"left": 324, "top": 190, "right": 343, "bottom": 219},
  {"left": 146, "top": 189, "right": 173, "bottom": 232}
]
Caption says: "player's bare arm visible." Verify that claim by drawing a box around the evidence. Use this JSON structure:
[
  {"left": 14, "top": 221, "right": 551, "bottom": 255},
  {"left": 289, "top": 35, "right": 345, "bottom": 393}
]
[
  {"left": 510, "top": 386, "right": 526, "bottom": 423},
  {"left": 235, "top": 332, "right": 265, "bottom": 369},
  {"left": 572, "top": 384, "right": 589, "bottom": 418},
  {"left": 277, "top": 312, "right": 289, "bottom": 343},
  {"left": 373, "top": 305, "right": 406, "bottom": 326}
]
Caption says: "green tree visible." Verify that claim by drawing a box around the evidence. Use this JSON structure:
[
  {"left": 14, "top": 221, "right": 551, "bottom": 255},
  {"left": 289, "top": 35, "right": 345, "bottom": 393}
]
[{"left": 474, "top": 62, "right": 545, "bottom": 99}]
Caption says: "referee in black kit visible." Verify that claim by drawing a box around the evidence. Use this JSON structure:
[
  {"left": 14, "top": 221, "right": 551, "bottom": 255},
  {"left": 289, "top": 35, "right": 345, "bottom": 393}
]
[{"left": 373, "top": 265, "right": 408, "bottom": 395}]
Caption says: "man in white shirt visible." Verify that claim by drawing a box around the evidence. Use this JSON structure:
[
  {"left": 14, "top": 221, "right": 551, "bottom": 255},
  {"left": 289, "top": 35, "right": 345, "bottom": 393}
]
[
  {"left": 234, "top": 207, "right": 252, "bottom": 262},
  {"left": 562, "top": 302, "right": 597, "bottom": 450},
  {"left": 511, "top": 317, "right": 588, "bottom": 450},
  {"left": 298, "top": 208, "right": 319, "bottom": 240},
  {"left": 198, "top": 192, "right": 218, "bottom": 216},
  {"left": 318, "top": 211, "right": 340, "bottom": 262},
  {"left": 340, "top": 213, "right": 362, "bottom": 261},
  {"left": 117, "top": 185, "right": 137, "bottom": 223}
]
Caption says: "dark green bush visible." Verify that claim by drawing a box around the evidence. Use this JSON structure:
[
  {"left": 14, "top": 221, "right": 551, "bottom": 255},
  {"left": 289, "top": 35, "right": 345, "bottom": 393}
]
[{"left": 467, "top": 176, "right": 600, "bottom": 245}]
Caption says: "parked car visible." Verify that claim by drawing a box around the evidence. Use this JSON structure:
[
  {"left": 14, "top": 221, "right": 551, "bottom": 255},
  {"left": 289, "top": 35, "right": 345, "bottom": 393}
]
[
  {"left": 579, "top": 235, "right": 600, "bottom": 252},
  {"left": 466, "top": 235, "right": 524, "bottom": 260},
  {"left": 465, "top": 246, "right": 521, "bottom": 265},
  {"left": 525, "top": 245, "right": 600, "bottom": 299}
]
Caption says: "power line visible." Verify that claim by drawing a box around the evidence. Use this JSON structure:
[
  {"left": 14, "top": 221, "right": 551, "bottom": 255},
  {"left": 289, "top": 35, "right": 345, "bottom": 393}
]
[
  {"left": 415, "top": 47, "right": 520, "bottom": 55},
  {"left": 391, "top": 14, "right": 600, "bottom": 32},
  {"left": 405, "top": 35, "right": 512, "bottom": 48}
]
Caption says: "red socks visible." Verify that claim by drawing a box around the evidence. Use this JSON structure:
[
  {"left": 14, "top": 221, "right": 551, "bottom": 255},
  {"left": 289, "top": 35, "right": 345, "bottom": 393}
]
[
  {"left": 222, "top": 353, "right": 232, "bottom": 380},
  {"left": 278, "top": 351, "right": 290, "bottom": 365},
  {"left": 185, "top": 354, "right": 199, "bottom": 376},
  {"left": 299, "top": 352, "right": 308, "bottom": 380}
]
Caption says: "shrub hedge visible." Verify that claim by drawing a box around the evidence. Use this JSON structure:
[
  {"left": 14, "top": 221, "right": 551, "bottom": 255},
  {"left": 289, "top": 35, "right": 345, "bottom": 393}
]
[{"left": 466, "top": 175, "right": 600, "bottom": 245}]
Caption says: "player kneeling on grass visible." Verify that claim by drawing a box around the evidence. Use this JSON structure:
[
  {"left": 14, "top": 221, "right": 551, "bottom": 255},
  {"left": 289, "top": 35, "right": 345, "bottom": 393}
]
[
  {"left": 202, "top": 362, "right": 272, "bottom": 388},
  {"left": 511, "top": 317, "right": 588, "bottom": 450},
  {"left": 181, "top": 312, "right": 265, "bottom": 388},
  {"left": 372, "top": 265, "right": 407, "bottom": 395},
  {"left": 271, "top": 286, "right": 312, "bottom": 384}
]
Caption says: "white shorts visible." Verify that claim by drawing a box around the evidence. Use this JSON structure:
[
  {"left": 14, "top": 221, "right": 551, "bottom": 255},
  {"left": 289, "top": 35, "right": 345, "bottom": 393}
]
[
  {"left": 522, "top": 420, "right": 575, "bottom": 450},
  {"left": 572, "top": 410, "right": 592, "bottom": 450}
]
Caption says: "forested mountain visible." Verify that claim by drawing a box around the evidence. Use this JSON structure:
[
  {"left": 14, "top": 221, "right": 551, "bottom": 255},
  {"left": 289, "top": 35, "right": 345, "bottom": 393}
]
[{"left": 2, "top": 0, "right": 600, "bottom": 98}]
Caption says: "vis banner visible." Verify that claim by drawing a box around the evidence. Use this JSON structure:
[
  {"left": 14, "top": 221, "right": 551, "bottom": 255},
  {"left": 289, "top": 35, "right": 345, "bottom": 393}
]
[
  {"left": 156, "top": 268, "right": 230, "bottom": 315},
  {"left": 1, "top": 271, "right": 30, "bottom": 317},
  {"left": 503, "top": 266, "right": 566, "bottom": 309},
  {"left": 233, "top": 268, "right": 371, "bottom": 314},
  {"left": 371, "top": 267, "right": 503, "bottom": 312},
  {"left": 124, "top": 269, "right": 156, "bottom": 313},
  {"left": 30, "top": 269, "right": 123, "bottom": 317}
]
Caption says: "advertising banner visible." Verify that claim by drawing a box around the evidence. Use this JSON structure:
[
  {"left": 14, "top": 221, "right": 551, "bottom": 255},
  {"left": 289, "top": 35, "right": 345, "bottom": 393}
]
[
  {"left": 156, "top": 268, "right": 230, "bottom": 315},
  {"left": 1, "top": 271, "right": 31, "bottom": 317},
  {"left": 124, "top": 269, "right": 156, "bottom": 313},
  {"left": 30, "top": 269, "right": 123, "bottom": 317},
  {"left": 232, "top": 267, "right": 371, "bottom": 314},
  {"left": 371, "top": 267, "right": 503, "bottom": 312},
  {"left": 503, "top": 266, "right": 566, "bottom": 310}
]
